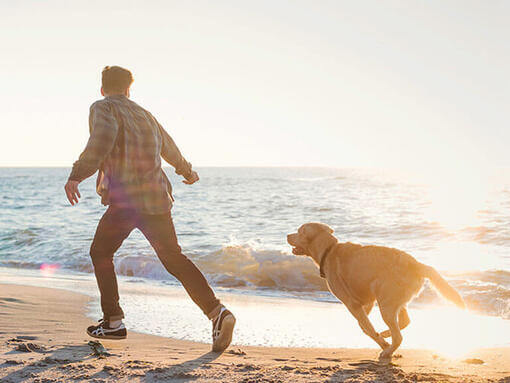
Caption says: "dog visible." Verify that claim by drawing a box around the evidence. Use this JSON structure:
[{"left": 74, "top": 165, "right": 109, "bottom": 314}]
[{"left": 287, "top": 222, "right": 465, "bottom": 359}]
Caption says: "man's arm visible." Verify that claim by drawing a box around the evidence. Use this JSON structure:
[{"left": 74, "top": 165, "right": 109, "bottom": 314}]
[
  {"left": 156, "top": 119, "right": 199, "bottom": 184},
  {"left": 65, "top": 101, "right": 118, "bottom": 205}
]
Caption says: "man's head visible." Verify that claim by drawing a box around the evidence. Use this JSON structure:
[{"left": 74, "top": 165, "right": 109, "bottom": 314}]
[{"left": 101, "top": 66, "right": 133, "bottom": 97}]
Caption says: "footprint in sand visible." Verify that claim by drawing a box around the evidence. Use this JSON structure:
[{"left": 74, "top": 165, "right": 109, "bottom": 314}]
[
  {"left": 316, "top": 357, "right": 342, "bottom": 362},
  {"left": 0, "top": 297, "right": 26, "bottom": 304},
  {"left": 16, "top": 335, "right": 38, "bottom": 340},
  {"left": 463, "top": 358, "right": 484, "bottom": 365}
]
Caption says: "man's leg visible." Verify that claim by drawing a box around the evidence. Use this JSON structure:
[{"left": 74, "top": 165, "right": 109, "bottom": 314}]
[
  {"left": 90, "top": 207, "right": 136, "bottom": 321},
  {"left": 139, "top": 211, "right": 235, "bottom": 351},
  {"left": 138, "top": 211, "right": 222, "bottom": 319}
]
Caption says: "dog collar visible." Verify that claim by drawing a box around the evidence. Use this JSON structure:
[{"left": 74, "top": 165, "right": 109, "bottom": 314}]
[{"left": 319, "top": 242, "right": 337, "bottom": 278}]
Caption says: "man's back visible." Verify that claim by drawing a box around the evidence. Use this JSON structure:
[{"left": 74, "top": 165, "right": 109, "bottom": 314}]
[{"left": 69, "top": 95, "right": 192, "bottom": 214}]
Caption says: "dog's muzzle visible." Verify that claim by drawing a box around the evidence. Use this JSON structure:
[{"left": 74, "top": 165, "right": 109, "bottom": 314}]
[{"left": 287, "top": 234, "right": 306, "bottom": 255}]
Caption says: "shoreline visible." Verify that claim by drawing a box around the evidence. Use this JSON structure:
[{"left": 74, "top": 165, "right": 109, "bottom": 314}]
[
  {"left": 1, "top": 283, "right": 509, "bottom": 382},
  {"left": 2, "top": 267, "right": 509, "bottom": 353}
]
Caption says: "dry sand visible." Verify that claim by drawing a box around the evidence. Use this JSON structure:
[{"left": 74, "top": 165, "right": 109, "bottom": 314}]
[{"left": 0, "top": 283, "right": 508, "bottom": 383}]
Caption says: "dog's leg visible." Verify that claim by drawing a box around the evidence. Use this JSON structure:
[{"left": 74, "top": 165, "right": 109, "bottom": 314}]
[
  {"left": 378, "top": 304, "right": 403, "bottom": 360},
  {"left": 380, "top": 307, "right": 410, "bottom": 338},
  {"left": 363, "top": 301, "right": 375, "bottom": 315},
  {"left": 346, "top": 304, "right": 389, "bottom": 350}
]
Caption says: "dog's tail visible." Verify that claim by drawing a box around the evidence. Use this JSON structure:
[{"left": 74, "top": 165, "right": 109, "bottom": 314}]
[{"left": 418, "top": 263, "right": 466, "bottom": 309}]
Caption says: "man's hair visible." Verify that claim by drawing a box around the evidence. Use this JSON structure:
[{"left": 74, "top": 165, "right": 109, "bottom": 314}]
[{"left": 101, "top": 66, "right": 134, "bottom": 94}]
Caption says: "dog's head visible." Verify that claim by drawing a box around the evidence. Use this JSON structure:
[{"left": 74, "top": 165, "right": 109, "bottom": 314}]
[{"left": 287, "top": 223, "right": 335, "bottom": 257}]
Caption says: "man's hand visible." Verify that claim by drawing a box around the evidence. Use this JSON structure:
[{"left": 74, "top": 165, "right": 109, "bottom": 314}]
[
  {"left": 64, "top": 180, "right": 81, "bottom": 205},
  {"left": 183, "top": 170, "right": 199, "bottom": 185}
]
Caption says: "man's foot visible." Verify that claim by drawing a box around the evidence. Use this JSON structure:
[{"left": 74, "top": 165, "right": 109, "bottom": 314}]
[
  {"left": 87, "top": 319, "right": 127, "bottom": 340},
  {"left": 212, "top": 307, "right": 235, "bottom": 352}
]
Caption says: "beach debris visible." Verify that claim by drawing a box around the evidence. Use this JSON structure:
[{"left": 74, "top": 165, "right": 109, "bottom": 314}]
[
  {"left": 4, "top": 359, "right": 24, "bottom": 365},
  {"left": 227, "top": 348, "right": 247, "bottom": 356},
  {"left": 463, "top": 358, "right": 484, "bottom": 364},
  {"left": 15, "top": 342, "right": 46, "bottom": 353},
  {"left": 88, "top": 341, "right": 111, "bottom": 358}
]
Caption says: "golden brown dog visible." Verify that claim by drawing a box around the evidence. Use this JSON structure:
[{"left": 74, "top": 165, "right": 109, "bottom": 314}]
[{"left": 287, "top": 222, "right": 465, "bottom": 359}]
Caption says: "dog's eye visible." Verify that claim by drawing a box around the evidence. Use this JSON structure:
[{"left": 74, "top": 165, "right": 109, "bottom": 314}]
[{"left": 300, "top": 228, "right": 309, "bottom": 238}]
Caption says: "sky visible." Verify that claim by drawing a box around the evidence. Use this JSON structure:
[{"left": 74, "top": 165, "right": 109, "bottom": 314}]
[{"left": 1, "top": 0, "right": 509, "bottom": 172}]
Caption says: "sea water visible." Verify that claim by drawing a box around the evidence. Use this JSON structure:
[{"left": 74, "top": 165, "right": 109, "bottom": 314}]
[{"left": 1, "top": 167, "right": 509, "bottom": 353}]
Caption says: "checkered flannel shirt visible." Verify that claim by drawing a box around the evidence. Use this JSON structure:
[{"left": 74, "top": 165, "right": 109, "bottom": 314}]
[{"left": 68, "top": 95, "right": 193, "bottom": 214}]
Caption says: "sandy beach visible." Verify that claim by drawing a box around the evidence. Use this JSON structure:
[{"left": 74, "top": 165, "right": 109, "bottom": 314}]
[{"left": 0, "top": 284, "right": 508, "bottom": 383}]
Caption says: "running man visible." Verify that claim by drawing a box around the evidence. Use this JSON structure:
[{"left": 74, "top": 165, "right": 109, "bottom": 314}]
[{"left": 64, "top": 66, "right": 235, "bottom": 352}]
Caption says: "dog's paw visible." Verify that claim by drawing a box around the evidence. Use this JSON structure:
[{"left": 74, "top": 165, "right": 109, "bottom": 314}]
[
  {"left": 378, "top": 349, "right": 393, "bottom": 361},
  {"left": 380, "top": 330, "right": 391, "bottom": 338}
]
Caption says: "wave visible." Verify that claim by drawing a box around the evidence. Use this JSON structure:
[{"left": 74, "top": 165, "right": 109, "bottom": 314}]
[
  {"left": 402, "top": 270, "right": 510, "bottom": 319},
  {"left": 1, "top": 234, "right": 509, "bottom": 319},
  {"left": 0, "top": 228, "right": 44, "bottom": 247},
  {"left": 193, "top": 245, "right": 328, "bottom": 291},
  {"left": 461, "top": 226, "right": 510, "bottom": 246},
  {"left": 110, "top": 244, "right": 328, "bottom": 292}
]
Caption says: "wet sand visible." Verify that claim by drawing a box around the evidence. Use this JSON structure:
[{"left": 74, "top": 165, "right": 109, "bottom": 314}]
[{"left": 0, "top": 283, "right": 508, "bottom": 382}]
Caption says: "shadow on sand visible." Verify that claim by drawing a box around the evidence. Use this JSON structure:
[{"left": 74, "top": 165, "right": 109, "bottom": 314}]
[
  {"left": 2, "top": 341, "right": 221, "bottom": 382},
  {"left": 1, "top": 343, "right": 96, "bottom": 382},
  {"left": 84, "top": 349, "right": 221, "bottom": 381}
]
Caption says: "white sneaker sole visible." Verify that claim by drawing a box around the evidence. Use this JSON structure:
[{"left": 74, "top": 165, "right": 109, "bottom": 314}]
[
  {"left": 87, "top": 330, "right": 127, "bottom": 340},
  {"left": 212, "top": 314, "right": 236, "bottom": 353}
]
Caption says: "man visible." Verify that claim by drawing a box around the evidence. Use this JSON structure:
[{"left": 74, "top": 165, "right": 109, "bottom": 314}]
[{"left": 64, "top": 66, "right": 235, "bottom": 352}]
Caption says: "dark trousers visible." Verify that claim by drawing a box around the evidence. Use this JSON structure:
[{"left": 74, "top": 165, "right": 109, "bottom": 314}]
[{"left": 90, "top": 206, "right": 221, "bottom": 321}]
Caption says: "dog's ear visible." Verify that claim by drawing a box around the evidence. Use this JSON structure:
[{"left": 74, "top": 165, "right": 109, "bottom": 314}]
[{"left": 322, "top": 224, "right": 334, "bottom": 234}]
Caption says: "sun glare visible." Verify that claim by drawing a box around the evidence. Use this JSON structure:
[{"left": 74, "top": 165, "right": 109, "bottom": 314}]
[
  {"left": 422, "top": 169, "right": 489, "bottom": 232},
  {"left": 405, "top": 306, "right": 509, "bottom": 359}
]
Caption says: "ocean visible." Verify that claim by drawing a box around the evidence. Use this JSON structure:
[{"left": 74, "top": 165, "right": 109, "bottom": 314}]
[{"left": 1, "top": 167, "right": 509, "bottom": 351}]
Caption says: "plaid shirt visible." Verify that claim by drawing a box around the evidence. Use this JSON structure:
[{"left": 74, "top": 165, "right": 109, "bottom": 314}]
[{"left": 69, "top": 95, "right": 192, "bottom": 214}]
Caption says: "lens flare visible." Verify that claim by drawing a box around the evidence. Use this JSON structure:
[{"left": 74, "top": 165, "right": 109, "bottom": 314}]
[{"left": 40, "top": 263, "right": 60, "bottom": 276}]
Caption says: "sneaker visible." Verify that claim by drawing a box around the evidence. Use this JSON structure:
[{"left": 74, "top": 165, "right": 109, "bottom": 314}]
[
  {"left": 212, "top": 307, "right": 235, "bottom": 352},
  {"left": 87, "top": 319, "right": 127, "bottom": 340}
]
